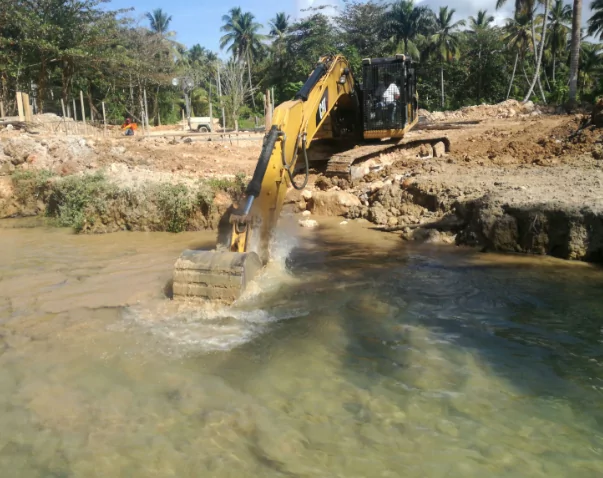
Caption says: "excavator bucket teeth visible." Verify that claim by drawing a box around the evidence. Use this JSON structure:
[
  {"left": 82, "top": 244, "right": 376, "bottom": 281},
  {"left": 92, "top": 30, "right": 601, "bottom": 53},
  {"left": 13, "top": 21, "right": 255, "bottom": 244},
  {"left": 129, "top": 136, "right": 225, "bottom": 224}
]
[{"left": 172, "top": 250, "right": 262, "bottom": 303}]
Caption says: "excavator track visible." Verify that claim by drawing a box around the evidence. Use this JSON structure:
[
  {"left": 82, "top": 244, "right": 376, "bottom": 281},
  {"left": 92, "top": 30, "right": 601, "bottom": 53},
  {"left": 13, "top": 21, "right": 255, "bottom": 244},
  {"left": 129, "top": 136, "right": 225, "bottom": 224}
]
[{"left": 325, "top": 132, "right": 452, "bottom": 181}]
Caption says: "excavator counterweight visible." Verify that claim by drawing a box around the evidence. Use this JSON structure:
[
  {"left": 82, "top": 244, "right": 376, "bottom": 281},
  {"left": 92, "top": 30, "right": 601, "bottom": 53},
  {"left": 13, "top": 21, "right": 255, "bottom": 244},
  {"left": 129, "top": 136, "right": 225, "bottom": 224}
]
[{"left": 171, "top": 54, "right": 450, "bottom": 303}]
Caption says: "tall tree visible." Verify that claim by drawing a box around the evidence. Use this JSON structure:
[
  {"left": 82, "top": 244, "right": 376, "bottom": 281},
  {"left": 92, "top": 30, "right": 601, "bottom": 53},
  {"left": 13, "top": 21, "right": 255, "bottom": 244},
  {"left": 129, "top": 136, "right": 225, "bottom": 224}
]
[
  {"left": 504, "top": 11, "right": 535, "bottom": 98},
  {"left": 588, "top": 0, "right": 603, "bottom": 40},
  {"left": 146, "top": 8, "right": 172, "bottom": 37},
  {"left": 546, "top": 0, "right": 571, "bottom": 81},
  {"left": 523, "top": 0, "right": 550, "bottom": 102},
  {"left": 269, "top": 12, "right": 289, "bottom": 63},
  {"left": 336, "top": 1, "right": 389, "bottom": 57},
  {"left": 269, "top": 12, "right": 289, "bottom": 38},
  {"left": 568, "top": 0, "right": 582, "bottom": 106},
  {"left": 387, "top": 0, "right": 436, "bottom": 58},
  {"left": 220, "top": 9, "right": 264, "bottom": 109},
  {"left": 578, "top": 42, "right": 603, "bottom": 96},
  {"left": 429, "top": 6, "right": 465, "bottom": 108},
  {"left": 468, "top": 10, "right": 496, "bottom": 102},
  {"left": 469, "top": 9, "right": 495, "bottom": 31}
]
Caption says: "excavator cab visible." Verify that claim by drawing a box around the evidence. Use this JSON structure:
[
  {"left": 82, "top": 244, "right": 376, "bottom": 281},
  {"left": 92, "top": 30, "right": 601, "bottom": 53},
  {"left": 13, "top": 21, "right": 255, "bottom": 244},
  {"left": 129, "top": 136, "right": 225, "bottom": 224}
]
[{"left": 361, "top": 55, "right": 418, "bottom": 139}]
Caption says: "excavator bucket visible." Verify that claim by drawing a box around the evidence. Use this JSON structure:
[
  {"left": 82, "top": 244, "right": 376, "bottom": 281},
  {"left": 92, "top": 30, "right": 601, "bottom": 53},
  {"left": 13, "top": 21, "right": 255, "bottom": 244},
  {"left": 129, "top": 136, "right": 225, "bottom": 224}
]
[{"left": 172, "top": 250, "right": 262, "bottom": 303}]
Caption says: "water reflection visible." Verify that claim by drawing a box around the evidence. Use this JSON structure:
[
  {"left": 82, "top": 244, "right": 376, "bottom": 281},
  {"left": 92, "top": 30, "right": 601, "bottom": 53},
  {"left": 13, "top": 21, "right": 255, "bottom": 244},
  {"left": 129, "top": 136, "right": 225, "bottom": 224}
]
[{"left": 0, "top": 218, "right": 603, "bottom": 477}]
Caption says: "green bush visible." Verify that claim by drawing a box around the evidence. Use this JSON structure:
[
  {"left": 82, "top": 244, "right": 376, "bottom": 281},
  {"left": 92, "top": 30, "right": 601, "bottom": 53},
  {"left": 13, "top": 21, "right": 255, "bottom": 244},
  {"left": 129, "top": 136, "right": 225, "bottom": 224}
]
[
  {"left": 46, "top": 172, "right": 118, "bottom": 232},
  {"left": 154, "top": 183, "right": 197, "bottom": 233},
  {"left": 11, "top": 169, "right": 55, "bottom": 204}
]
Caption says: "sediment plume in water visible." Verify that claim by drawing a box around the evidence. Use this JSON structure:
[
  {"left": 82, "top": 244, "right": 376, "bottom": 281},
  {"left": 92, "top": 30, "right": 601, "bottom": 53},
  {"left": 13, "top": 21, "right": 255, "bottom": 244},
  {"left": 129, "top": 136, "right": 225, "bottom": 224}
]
[{"left": 120, "top": 216, "right": 306, "bottom": 354}]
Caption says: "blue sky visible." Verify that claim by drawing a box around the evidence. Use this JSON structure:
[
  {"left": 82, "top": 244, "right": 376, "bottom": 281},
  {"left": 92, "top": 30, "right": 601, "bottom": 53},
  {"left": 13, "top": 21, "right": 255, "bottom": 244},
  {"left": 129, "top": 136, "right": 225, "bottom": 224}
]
[
  {"left": 107, "top": 0, "right": 595, "bottom": 55},
  {"left": 109, "top": 0, "right": 339, "bottom": 54}
]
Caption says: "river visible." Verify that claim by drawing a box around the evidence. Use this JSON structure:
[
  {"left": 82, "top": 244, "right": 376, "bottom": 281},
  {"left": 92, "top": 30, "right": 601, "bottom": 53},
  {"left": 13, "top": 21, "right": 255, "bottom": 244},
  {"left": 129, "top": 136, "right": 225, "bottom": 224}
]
[{"left": 1, "top": 216, "right": 602, "bottom": 477}]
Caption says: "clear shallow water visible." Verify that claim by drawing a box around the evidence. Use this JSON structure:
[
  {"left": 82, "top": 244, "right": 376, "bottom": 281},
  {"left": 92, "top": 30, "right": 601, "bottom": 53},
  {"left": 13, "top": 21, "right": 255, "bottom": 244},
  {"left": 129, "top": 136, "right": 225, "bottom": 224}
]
[{"left": 1, "top": 217, "right": 603, "bottom": 477}]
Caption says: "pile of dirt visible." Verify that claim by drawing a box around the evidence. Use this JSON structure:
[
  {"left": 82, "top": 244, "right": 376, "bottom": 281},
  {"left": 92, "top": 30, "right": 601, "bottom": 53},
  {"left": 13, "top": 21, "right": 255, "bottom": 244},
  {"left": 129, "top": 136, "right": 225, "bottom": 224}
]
[{"left": 422, "top": 100, "right": 541, "bottom": 122}]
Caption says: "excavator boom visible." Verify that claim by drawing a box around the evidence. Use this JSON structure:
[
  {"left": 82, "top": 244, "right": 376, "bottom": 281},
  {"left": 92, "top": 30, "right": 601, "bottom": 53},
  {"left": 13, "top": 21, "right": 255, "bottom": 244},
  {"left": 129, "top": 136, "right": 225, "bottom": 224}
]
[{"left": 172, "top": 55, "right": 356, "bottom": 303}]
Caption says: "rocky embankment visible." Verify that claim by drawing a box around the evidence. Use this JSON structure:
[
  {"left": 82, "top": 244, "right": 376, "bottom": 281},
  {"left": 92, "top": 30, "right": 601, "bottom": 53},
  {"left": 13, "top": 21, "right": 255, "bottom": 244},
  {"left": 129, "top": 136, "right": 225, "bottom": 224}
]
[{"left": 297, "top": 107, "right": 603, "bottom": 263}]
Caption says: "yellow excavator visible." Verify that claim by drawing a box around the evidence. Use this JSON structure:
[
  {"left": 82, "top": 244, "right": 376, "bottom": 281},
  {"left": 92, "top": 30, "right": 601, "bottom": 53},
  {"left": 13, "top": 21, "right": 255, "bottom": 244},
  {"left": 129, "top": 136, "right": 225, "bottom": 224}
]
[{"left": 172, "top": 54, "right": 449, "bottom": 303}]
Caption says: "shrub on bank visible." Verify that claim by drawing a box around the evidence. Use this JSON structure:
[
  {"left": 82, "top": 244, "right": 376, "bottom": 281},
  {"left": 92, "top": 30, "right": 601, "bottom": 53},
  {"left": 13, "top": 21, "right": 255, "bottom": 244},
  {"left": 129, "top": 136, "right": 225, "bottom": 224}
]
[{"left": 8, "top": 169, "right": 245, "bottom": 233}]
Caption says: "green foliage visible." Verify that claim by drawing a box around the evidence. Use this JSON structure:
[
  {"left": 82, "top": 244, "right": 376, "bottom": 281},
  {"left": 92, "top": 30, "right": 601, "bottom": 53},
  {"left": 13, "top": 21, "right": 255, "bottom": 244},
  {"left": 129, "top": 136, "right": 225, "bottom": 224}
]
[
  {"left": 11, "top": 169, "right": 55, "bottom": 204},
  {"left": 46, "top": 172, "right": 118, "bottom": 232},
  {"left": 155, "top": 183, "right": 195, "bottom": 233}
]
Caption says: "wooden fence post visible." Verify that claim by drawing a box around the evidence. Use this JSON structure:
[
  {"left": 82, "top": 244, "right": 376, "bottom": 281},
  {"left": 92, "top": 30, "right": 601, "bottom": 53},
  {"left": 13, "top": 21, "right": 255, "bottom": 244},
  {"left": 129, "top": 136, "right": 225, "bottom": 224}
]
[
  {"left": 60, "top": 99, "right": 68, "bottom": 135},
  {"left": 0, "top": 101, "right": 4, "bottom": 118},
  {"left": 72, "top": 99, "right": 79, "bottom": 134},
  {"left": 22, "top": 93, "right": 33, "bottom": 122},
  {"left": 79, "top": 91, "right": 87, "bottom": 135},
  {"left": 16, "top": 92, "right": 25, "bottom": 121},
  {"left": 102, "top": 102, "right": 107, "bottom": 137},
  {"left": 143, "top": 88, "right": 150, "bottom": 136}
]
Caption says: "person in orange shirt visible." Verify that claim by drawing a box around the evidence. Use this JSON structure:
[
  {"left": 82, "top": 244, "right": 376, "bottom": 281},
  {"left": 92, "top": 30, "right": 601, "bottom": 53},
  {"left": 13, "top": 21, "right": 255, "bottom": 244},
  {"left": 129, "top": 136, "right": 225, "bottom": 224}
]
[{"left": 121, "top": 117, "right": 137, "bottom": 136}]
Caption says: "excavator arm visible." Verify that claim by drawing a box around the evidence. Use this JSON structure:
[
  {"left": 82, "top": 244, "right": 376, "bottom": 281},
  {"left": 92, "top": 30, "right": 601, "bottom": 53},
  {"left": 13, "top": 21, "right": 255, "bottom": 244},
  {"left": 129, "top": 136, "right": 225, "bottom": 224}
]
[{"left": 172, "top": 55, "right": 356, "bottom": 303}]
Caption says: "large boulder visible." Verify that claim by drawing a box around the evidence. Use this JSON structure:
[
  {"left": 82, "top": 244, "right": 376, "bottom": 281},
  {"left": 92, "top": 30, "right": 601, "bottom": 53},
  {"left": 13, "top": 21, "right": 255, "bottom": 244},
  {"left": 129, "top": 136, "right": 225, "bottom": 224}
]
[
  {"left": 3, "top": 137, "right": 47, "bottom": 165},
  {"left": 307, "top": 191, "right": 361, "bottom": 216}
]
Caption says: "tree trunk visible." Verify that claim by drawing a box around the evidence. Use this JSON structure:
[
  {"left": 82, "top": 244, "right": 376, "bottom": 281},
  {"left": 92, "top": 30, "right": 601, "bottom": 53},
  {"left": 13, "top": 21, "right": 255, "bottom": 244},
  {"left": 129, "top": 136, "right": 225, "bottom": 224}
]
[
  {"left": 524, "top": 0, "right": 550, "bottom": 103},
  {"left": 477, "top": 49, "right": 482, "bottom": 102},
  {"left": 552, "top": 44, "right": 557, "bottom": 82},
  {"left": 507, "top": 52, "right": 519, "bottom": 100},
  {"left": 246, "top": 51, "right": 256, "bottom": 110},
  {"left": 404, "top": 38, "right": 409, "bottom": 56},
  {"left": 568, "top": 0, "right": 582, "bottom": 107},
  {"left": 529, "top": 14, "right": 548, "bottom": 103},
  {"left": 440, "top": 65, "right": 445, "bottom": 109}
]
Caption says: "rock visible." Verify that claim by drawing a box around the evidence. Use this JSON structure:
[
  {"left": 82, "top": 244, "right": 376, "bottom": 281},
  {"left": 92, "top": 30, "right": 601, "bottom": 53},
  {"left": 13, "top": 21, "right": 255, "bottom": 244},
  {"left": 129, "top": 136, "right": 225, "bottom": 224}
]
[
  {"left": 298, "top": 219, "right": 318, "bottom": 228},
  {"left": 4, "top": 137, "right": 45, "bottom": 165},
  {"left": 592, "top": 146, "right": 603, "bottom": 160},
  {"left": 307, "top": 191, "right": 361, "bottom": 216},
  {"left": 301, "top": 189, "right": 313, "bottom": 200},
  {"left": 401, "top": 178, "right": 414, "bottom": 190},
  {"left": 339, "top": 221, "right": 348, "bottom": 225},
  {"left": 301, "top": 210, "right": 311, "bottom": 217},
  {"left": 432, "top": 141, "right": 446, "bottom": 158},
  {"left": 0, "top": 162, "right": 15, "bottom": 175},
  {"left": 57, "top": 160, "right": 81, "bottom": 176},
  {"left": 368, "top": 205, "right": 388, "bottom": 225},
  {"left": 522, "top": 100, "right": 535, "bottom": 113},
  {"left": 183, "top": 137, "right": 193, "bottom": 144},
  {"left": 387, "top": 216, "right": 398, "bottom": 226},
  {"left": 5, "top": 124, "right": 13, "bottom": 131},
  {"left": 369, "top": 180, "right": 384, "bottom": 192}
]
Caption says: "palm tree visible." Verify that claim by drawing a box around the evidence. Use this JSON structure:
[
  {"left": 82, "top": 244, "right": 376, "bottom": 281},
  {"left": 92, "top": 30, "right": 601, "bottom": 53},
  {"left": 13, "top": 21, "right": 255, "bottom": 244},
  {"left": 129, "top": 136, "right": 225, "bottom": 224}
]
[
  {"left": 588, "top": 0, "right": 603, "bottom": 40},
  {"left": 496, "top": 0, "right": 548, "bottom": 102},
  {"left": 578, "top": 42, "right": 603, "bottom": 95},
  {"left": 568, "top": 0, "right": 582, "bottom": 106},
  {"left": 546, "top": 0, "right": 571, "bottom": 81},
  {"left": 469, "top": 10, "right": 495, "bottom": 31},
  {"left": 269, "top": 12, "right": 289, "bottom": 63},
  {"left": 269, "top": 12, "right": 289, "bottom": 38},
  {"left": 387, "top": 0, "right": 436, "bottom": 58},
  {"left": 429, "top": 6, "right": 465, "bottom": 108},
  {"left": 220, "top": 9, "right": 264, "bottom": 109},
  {"left": 504, "top": 11, "right": 536, "bottom": 98},
  {"left": 146, "top": 8, "right": 173, "bottom": 37}
]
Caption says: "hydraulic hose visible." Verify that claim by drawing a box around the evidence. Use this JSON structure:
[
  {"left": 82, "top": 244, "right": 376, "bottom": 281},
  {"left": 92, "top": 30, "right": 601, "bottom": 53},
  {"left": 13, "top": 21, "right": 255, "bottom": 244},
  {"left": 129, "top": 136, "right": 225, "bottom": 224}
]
[{"left": 287, "top": 134, "right": 309, "bottom": 191}]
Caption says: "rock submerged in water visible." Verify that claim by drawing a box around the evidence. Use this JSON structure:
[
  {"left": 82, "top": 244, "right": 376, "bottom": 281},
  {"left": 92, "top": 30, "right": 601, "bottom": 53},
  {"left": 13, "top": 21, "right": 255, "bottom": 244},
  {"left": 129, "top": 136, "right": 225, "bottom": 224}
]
[
  {"left": 306, "top": 191, "right": 361, "bottom": 216},
  {"left": 298, "top": 219, "right": 318, "bottom": 228}
]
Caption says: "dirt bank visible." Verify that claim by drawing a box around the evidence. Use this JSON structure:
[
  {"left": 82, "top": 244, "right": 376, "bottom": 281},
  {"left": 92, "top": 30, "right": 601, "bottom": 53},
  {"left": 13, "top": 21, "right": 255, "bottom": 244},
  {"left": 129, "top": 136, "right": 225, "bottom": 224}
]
[
  {"left": 2, "top": 101, "right": 602, "bottom": 263},
  {"left": 300, "top": 110, "right": 603, "bottom": 263}
]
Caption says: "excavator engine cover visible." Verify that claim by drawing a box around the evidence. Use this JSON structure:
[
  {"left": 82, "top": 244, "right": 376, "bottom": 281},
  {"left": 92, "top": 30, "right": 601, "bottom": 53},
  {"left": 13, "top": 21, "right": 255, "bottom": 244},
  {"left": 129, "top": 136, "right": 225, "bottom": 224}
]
[{"left": 172, "top": 250, "right": 262, "bottom": 303}]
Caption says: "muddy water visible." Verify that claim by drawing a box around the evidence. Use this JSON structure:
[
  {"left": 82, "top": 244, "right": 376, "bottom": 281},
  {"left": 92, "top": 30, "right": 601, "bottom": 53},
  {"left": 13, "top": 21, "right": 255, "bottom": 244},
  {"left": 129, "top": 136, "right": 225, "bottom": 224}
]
[{"left": 1, "top": 216, "right": 603, "bottom": 477}]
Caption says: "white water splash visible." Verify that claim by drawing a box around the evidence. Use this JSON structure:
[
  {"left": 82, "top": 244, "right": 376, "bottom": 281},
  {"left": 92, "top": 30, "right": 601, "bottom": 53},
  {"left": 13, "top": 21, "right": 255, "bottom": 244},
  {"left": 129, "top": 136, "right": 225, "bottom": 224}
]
[{"left": 121, "top": 217, "right": 307, "bottom": 354}]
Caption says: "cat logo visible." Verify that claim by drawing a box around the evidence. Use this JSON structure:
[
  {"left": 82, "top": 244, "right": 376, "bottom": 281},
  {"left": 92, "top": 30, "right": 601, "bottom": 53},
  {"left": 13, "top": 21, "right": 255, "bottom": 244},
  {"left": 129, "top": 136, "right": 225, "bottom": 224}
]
[{"left": 315, "top": 90, "right": 328, "bottom": 127}]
